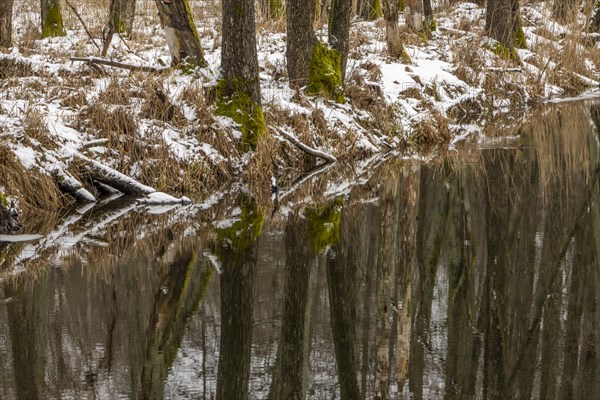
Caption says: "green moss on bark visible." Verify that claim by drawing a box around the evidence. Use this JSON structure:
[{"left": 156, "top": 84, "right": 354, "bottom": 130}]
[
  {"left": 42, "top": 2, "right": 66, "bottom": 38},
  {"left": 215, "top": 79, "right": 266, "bottom": 152},
  {"left": 369, "top": 0, "right": 383, "bottom": 19},
  {"left": 0, "top": 190, "right": 8, "bottom": 207},
  {"left": 307, "top": 42, "right": 345, "bottom": 103},
  {"left": 488, "top": 42, "right": 520, "bottom": 63},
  {"left": 216, "top": 196, "right": 264, "bottom": 257},
  {"left": 514, "top": 24, "right": 527, "bottom": 49},
  {"left": 268, "top": 0, "right": 284, "bottom": 19},
  {"left": 306, "top": 197, "right": 343, "bottom": 254}
]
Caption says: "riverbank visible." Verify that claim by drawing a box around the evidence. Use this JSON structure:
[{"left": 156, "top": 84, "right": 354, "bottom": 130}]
[{"left": 1, "top": 1, "right": 600, "bottom": 224}]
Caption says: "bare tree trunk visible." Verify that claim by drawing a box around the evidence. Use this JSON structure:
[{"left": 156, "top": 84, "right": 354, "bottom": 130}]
[
  {"left": 423, "top": 0, "right": 434, "bottom": 32},
  {"left": 154, "top": 0, "right": 206, "bottom": 67},
  {"left": 405, "top": 0, "right": 423, "bottom": 31},
  {"left": 485, "top": 0, "right": 516, "bottom": 58},
  {"left": 40, "top": 0, "right": 66, "bottom": 38},
  {"left": 553, "top": 0, "right": 579, "bottom": 23},
  {"left": 220, "top": 0, "right": 265, "bottom": 150},
  {"left": 102, "top": 0, "right": 137, "bottom": 56},
  {"left": 329, "top": 0, "right": 352, "bottom": 79},
  {"left": 382, "top": 0, "right": 408, "bottom": 60},
  {"left": 358, "top": 0, "right": 382, "bottom": 19},
  {"left": 0, "top": 0, "right": 14, "bottom": 47},
  {"left": 287, "top": 0, "right": 317, "bottom": 86}
]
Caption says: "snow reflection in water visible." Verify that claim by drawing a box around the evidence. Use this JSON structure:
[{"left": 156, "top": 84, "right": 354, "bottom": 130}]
[{"left": 0, "top": 101, "right": 600, "bottom": 399}]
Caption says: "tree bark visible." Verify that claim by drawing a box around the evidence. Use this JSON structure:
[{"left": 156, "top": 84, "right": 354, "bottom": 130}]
[
  {"left": 423, "top": 0, "right": 434, "bottom": 31},
  {"left": 405, "top": 0, "right": 424, "bottom": 31},
  {"left": 329, "top": 0, "right": 352, "bottom": 79},
  {"left": 0, "top": 0, "right": 13, "bottom": 48},
  {"left": 40, "top": 0, "right": 66, "bottom": 38},
  {"left": 382, "top": 0, "right": 408, "bottom": 59},
  {"left": 485, "top": 0, "right": 515, "bottom": 55},
  {"left": 154, "top": 0, "right": 206, "bottom": 67},
  {"left": 102, "top": 0, "right": 137, "bottom": 55},
  {"left": 220, "top": 0, "right": 265, "bottom": 150},
  {"left": 286, "top": 0, "right": 317, "bottom": 87}
]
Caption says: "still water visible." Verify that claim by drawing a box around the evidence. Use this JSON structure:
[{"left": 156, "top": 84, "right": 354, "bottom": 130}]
[{"left": 0, "top": 101, "right": 599, "bottom": 399}]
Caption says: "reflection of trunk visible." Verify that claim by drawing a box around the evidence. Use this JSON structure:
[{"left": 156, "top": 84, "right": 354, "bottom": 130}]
[
  {"left": 374, "top": 176, "right": 399, "bottom": 400},
  {"left": 361, "top": 204, "right": 379, "bottom": 399},
  {"left": 5, "top": 274, "right": 50, "bottom": 399},
  {"left": 216, "top": 197, "right": 262, "bottom": 400},
  {"left": 393, "top": 168, "right": 418, "bottom": 391},
  {"left": 216, "top": 250, "right": 257, "bottom": 400},
  {"left": 327, "top": 208, "right": 361, "bottom": 400},
  {"left": 408, "top": 167, "right": 450, "bottom": 400},
  {"left": 269, "top": 214, "right": 313, "bottom": 400},
  {"left": 138, "top": 252, "right": 212, "bottom": 399},
  {"left": 444, "top": 170, "right": 479, "bottom": 399}
]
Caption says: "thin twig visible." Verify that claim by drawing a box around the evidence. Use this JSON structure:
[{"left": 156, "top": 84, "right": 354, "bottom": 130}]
[{"left": 274, "top": 127, "right": 337, "bottom": 163}]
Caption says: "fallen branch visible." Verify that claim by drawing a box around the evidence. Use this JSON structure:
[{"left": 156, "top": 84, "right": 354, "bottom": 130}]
[
  {"left": 274, "top": 127, "right": 337, "bottom": 163},
  {"left": 70, "top": 57, "right": 167, "bottom": 73},
  {"left": 487, "top": 67, "right": 523, "bottom": 73}
]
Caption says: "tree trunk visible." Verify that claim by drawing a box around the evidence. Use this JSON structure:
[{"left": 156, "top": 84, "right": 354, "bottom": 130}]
[
  {"left": 382, "top": 0, "right": 408, "bottom": 60},
  {"left": 40, "top": 0, "right": 66, "bottom": 38},
  {"left": 287, "top": 0, "right": 317, "bottom": 86},
  {"left": 358, "top": 0, "right": 382, "bottom": 19},
  {"left": 0, "top": 0, "right": 13, "bottom": 48},
  {"left": 405, "top": 0, "right": 423, "bottom": 31},
  {"left": 423, "top": 0, "right": 434, "bottom": 32},
  {"left": 154, "top": 0, "right": 206, "bottom": 67},
  {"left": 102, "top": 0, "right": 137, "bottom": 56},
  {"left": 553, "top": 0, "right": 579, "bottom": 23},
  {"left": 485, "top": 0, "right": 516, "bottom": 58},
  {"left": 219, "top": 0, "right": 265, "bottom": 150},
  {"left": 329, "top": 0, "right": 352, "bottom": 79}
]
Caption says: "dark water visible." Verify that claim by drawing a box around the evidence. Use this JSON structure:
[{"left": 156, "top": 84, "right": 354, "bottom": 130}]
[{"left": 1, "top": 102, "right": 600, "bottom": 399}]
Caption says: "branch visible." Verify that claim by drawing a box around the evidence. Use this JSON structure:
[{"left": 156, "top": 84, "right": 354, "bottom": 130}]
[
  {"left": 63, "top": 0, "right": 101, "bottom": 51},
  {"left": 274, "top": 127, "right": 337, "bottom": 163},
  {"left": 70, "top": 57, "right": 167, "bottom": 72}
]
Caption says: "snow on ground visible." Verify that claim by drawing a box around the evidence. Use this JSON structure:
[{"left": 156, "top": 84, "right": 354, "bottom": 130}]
[{"left": 2, "top": 0, "right": 600, "bottom": 209}]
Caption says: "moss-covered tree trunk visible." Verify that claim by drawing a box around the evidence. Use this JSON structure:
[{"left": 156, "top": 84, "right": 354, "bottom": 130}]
[
  {"left": 405, "top": 0, "right": 423, "bottom": 31},
  {"left": 154, "top": 0, "right": 206, "bottom": 67},
  {"left": 357, "top": 0, "right": 382, "bottom": 19},
  {"left": 553, "top": 0, "right": 579, "bottom": 23},
  {"left": 40, "top": 0, "right": 66, "bottom": 38},
  {"left": 0, "top": 0, "right": 14, "bottom": 48},
  {"left": 219, "top": 0, "right": 265, "bottom": 150},
  {"left": 382, "top": 0, "right": 409, "bottom": 60},
  {"left": 423, "top": 0, "right": 435, "bottom": 33},
  {"left": 102, "top": 0, "right": 137, "bottom": 55},
  {"left": 329, "top": 0, "right": 352, "bottom": 79},
  {"left": 485, "top": 0, "right": 517, "bottom": 60}
]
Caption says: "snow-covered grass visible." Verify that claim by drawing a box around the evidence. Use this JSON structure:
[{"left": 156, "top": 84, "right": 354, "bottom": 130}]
[{"left": 2, "top": 0, "right": 600, "bottom": 219}]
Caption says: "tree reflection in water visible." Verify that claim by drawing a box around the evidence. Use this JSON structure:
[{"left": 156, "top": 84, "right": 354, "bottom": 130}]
[{"left": 0, "top": 102, "right": 599, "bottom": 399}]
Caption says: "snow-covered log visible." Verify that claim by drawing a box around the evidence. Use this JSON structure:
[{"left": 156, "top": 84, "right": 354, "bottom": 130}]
[
  {"left": 73, "top": 153, "right": 156, "bottom": 196},
  {"left": 55, "top": 170, "right": 97, "bottom": 202}
]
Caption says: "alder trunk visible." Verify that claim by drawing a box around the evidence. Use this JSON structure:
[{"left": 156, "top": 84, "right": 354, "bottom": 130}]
[
  {"left": 286, "top": 0, "right": 317, "bottom": 86},
  {"left": 40, "top": 0, "right": 66, "bottom": 38},
  {"left": 329, "top": 0, "right": 352, "bottom": 78}
]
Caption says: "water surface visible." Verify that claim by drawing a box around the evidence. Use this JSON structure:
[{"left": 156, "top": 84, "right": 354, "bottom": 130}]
[{"left": 1, "top": 102, "right": 599, "bottom": 399}]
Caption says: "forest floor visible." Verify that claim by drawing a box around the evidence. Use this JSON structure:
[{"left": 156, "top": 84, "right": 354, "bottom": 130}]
[{"left": 1, "top": 0, "right": 600, "bottom": 220}]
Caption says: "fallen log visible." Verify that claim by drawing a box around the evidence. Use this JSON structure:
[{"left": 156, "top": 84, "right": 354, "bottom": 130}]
[
  {"left": 55, "top": 170, "right": 97, "bottom": 202},
  {"left": 70, "top": 57, "right": 167, "bottom": 73},
  {"left": 73, "top": 153, "right": 156, "bottom": 196}
]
